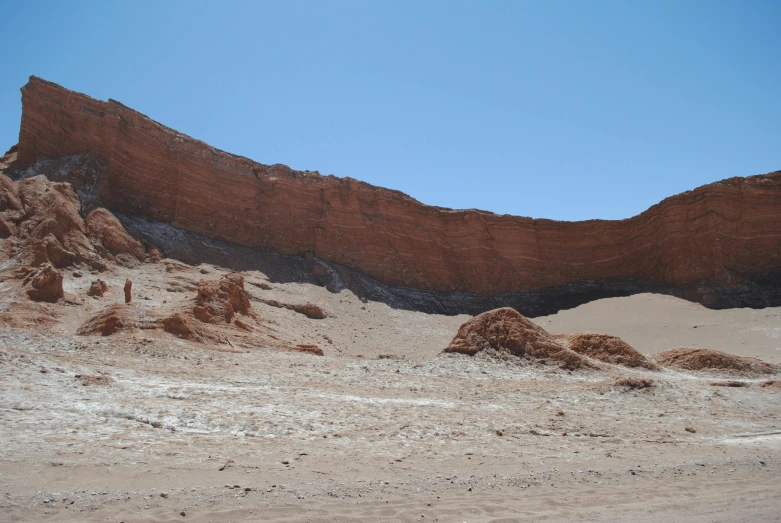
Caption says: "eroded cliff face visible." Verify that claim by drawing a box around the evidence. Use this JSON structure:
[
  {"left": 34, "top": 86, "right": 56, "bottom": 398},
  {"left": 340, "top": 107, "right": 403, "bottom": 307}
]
[{"left": 14, "top": 77, "right": 781, "bottom": 308}]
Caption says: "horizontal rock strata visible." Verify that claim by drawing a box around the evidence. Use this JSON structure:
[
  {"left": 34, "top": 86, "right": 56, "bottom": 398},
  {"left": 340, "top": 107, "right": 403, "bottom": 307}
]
[{"left": 14, "top": 77, "right": 781, "bottom": 310}]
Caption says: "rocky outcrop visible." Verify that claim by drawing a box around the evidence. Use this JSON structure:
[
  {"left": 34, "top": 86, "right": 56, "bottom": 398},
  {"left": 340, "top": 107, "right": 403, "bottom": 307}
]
[
  {"left": 553, "top": 333, "right": 658, "bottom": 370},
  {"left": 85, "top": 208, "right": 146, "bottom": 264},
  {"left": 654, "top": 348, "right": 776, "bottom": 376},
  {"left": 1, "top": 174, "right": 103, "bottom": 269},
  {"left": 124, "top": 279, "right": 132, "bottom": 303},
  {"left": 162, "top": 313, "right": 204, "bottom": 342},
  {"left": 77, "top": 305, "right": 136, "bottom": 336},
  {"left": 194, "top": 274, "right": 252, "bottom": 323},
  {"left": 13, "top": 77, "right": 781, "bottom": 311},
  {"left": 22, "top": 263, "right": 63, "bottom": 302},
  {"left": 259, "top": 299, "right": 327, "bottom": 319},
  {"left": 87, "top": 279, "right": 108, "bottom": 297},
  {"left": 0, "top": 168, "right": 146, "bottom": 315},
  {"left": 443, "top": 308, "right": 587, "bottom": 369}
]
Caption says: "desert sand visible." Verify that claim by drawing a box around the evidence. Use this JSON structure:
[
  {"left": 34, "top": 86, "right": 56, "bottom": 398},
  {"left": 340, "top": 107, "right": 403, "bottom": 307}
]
[{"left": 1, "top": 259, "right": 780, "bottom": 522}]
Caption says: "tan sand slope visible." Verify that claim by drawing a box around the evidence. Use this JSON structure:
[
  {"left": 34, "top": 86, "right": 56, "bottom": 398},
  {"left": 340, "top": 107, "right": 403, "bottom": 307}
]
[{"left": 535, "top": 293, "right": 781, "bottom": 364}]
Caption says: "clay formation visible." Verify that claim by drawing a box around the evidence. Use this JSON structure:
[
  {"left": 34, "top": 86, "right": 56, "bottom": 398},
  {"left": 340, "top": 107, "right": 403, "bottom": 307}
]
[
  {"left": 443, "top": 307, "right": 588, "bottom": 370},
  {"left": 554, "top": 332, "right": 658, "bottom": 369},
  {"left": 124, "top": 279, "right": 132, "bottom": 303}
]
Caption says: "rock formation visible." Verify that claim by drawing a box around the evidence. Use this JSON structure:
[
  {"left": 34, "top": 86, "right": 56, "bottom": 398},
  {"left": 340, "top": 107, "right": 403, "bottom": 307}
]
[
  {"left": 11, "top": 77, "right": 781, "bottom": 312},
  {"left": 162, "top": 313, "right": 204, "bottom": 342},
  {"left": 0, "top": 174, "right": 104, "bottom": 270},
  {"left": 194, "top": 274, "right": 252, "bottom": 323},
  {"left": 259, "top": 299, "right": 327, "bottom": 319},
  {"left": 22, "top": 263, "right": 63, "bottom": 302},
  {"left": 85, "top": 208, "right": 146, "bottom": 264},
  {"left": 443, "top": 307, "right": 587, "bottom": 370},
  {"left": 654, "top": 347, "right": 776, "bottom": 375},
  {"left": 0, "top": 165, "right": 150, "bottom": 311},
  {"left": 124, "top": 279, "right": 132, "bottom": 303},
  {"left": 77, "top": 305, "right": 136, "bottom": 336},
  {"left": 87, "top": 279, "right": 108, "bottom": 297},
  {"left": 554, "top": 332, "right": 658, "bottom": 370}
]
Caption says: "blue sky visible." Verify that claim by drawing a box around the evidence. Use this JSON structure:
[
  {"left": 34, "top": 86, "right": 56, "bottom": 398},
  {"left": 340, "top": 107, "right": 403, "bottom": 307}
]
[{"left": 2, "top": 1, "right": 779, "bottom": 221}]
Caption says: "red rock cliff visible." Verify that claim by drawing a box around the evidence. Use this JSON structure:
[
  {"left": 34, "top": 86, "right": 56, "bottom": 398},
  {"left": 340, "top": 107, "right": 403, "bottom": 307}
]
[{"left": 15, "top": 77, "right": 781, "bottom": 297}]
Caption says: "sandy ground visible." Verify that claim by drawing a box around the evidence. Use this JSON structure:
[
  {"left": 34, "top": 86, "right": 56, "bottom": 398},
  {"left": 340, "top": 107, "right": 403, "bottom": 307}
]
[
  {"left": 1, "top": 261, "right": 780, "bottom": 522},
  {"left": 537, "top": 293, "right": 781, "bottom": 364}
]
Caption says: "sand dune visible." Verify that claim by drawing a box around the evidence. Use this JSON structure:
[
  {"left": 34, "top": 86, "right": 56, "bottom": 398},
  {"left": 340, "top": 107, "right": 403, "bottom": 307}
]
[{"left": 535, "top": 293, "right": 781, "bottom": 364}]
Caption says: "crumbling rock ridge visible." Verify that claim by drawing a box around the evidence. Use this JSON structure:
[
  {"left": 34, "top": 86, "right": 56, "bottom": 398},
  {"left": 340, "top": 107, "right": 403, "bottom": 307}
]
[
  {"left": 12, "top": 76, "right": 781, "bottom": 313},
  {"left": 443, "top": 307, "right": 588, "bottom": 370}
]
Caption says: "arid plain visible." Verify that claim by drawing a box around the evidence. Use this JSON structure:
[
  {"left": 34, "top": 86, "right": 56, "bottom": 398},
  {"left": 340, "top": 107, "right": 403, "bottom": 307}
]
[{"left": 1, "top": 260, "right": 780, "bottom": 522}]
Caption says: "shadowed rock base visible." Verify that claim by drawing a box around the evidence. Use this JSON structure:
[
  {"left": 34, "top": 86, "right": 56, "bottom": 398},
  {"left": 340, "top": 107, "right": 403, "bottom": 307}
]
[{"left": 116, "top": 210, "right": 781, "bottom": 317}]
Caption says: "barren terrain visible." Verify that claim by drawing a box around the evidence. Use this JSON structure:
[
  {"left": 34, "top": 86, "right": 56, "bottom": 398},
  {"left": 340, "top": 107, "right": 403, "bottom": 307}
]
[{"left": 1, "top": 258, "right": 780, "bottom": 522}]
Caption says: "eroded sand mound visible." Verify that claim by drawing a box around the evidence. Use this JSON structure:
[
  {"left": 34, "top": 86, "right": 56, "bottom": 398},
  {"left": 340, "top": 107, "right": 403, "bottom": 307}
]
[
  {"left": 21, "top": 263, "right": 63, "bottom": 302},
  {"left": 162, "top": 313, "right": 205, "bottom": 342},
  {"left": 194, "top": 273, "right": 252, "bottom": 323},
  {"left": 0, "top": 301, "right": 58, "bottom": 328},
  {"left": 443, "top": 307, "right": 588, "bottom": 370},
  {"left": 87, "top": 279, "right": 108, "bottom": 297},
  {"left": 77, "top": 305, "right": 139, "bottom": 336},
  {"left": 554, "top": 332, "right": 658, "bottom": 369},
  {"left": 654, "top": 347, "right": 776, "bottom": 375}
]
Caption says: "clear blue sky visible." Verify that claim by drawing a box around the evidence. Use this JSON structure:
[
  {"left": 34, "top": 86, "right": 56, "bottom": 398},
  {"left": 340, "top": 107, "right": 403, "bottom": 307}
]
[{"left": 2, "top": 1, "right": 779, "bottom": 221}]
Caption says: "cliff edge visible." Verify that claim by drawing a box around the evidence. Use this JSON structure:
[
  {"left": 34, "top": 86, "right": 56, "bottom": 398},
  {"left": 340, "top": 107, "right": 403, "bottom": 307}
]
[{"left": 13, "top": 76, "right": 781, "bottom": 312}]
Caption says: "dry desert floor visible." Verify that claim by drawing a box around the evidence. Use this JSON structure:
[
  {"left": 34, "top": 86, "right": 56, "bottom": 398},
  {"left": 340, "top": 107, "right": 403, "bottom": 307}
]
[{"left": 1, "top": 261, "right": 780, "bottom": 522}]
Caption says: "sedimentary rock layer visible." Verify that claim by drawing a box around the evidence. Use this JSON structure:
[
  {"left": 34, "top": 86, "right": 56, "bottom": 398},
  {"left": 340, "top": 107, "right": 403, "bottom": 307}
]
[{"left": 15, "top": 77, "right": 781, "bottom": 306}]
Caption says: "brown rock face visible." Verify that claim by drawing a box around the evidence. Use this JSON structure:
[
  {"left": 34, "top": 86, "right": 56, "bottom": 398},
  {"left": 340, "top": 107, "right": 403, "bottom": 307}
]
[
  {"left": 260, "top": 299, "right": 327, "bottom": 319},
  {"left": 554, "top": 333, "right": 658, "bottom": 370},
  {"left": 162, "top": 313, "right": 203, "bottom": 341},
  {"left": 443, "top": 308, "right": 587, "bottom": 369},
  {"left": 1, "top": 174, "right": 102, "bottom": 269},
  {"left": 14, "top": 77, "right": 781, "bottom": 306},
  {"left": 22, "top": 263, "right": 64, "bottom": 302},
  {"left": 87, "top": 279, "right": 108, "bottom": 297},
  {"left": 194, "top": 274, "right": 252, "bottom": 323},
  {"left": 0, "top": 171, "right": 144, "bottom": 310},
  {"left": 0, "top": 215, "right": 13, "bottom": 239},
  {"left": 292, "top": 303, "right": 327, "bottom": 319},
  {"left": 124, "top": 279, "right": 132, "bottom": 303},
  {"left": 85, "top": 208, "right": 145, "bottom": 264}
]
